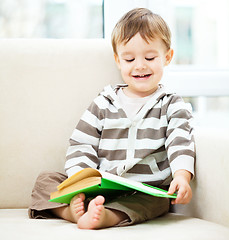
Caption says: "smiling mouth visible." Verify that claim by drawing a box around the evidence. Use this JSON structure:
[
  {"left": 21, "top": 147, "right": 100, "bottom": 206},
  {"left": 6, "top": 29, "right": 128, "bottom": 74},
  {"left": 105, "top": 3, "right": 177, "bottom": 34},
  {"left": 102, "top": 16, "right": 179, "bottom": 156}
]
[{"left": 132, "top": 74, "right": 152, "bottom": 79}]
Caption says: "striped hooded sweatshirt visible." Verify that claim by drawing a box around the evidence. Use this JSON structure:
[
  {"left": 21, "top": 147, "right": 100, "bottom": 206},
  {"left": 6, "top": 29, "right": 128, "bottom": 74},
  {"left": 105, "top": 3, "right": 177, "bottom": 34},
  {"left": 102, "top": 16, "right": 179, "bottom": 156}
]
[{"left": 65, "top": 84, "right": 195, "bottom": 187}]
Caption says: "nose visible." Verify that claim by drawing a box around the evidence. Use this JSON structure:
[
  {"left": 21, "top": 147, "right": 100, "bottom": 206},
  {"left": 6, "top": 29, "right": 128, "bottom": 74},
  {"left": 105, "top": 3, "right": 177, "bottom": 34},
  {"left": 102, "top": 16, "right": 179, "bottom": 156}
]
[{"left": 134, "top": 58, "right": 146, "bottom": 70}]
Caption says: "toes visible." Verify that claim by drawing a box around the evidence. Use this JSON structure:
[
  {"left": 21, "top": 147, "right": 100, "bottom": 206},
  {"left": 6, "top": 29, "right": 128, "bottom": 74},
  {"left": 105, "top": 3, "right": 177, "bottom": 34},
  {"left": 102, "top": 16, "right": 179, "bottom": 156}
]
[
  {"left": 74, "top": 200, "right": 85, "bottom": 213},
  {"left": 71, "top": 195, "right": 79, "bottom": 204},
  {"left": 71, "top": 193, "right": 86, "bottom": 205},
  {"left": 78, "top": 193, "right": 86, "bottom": 201},
  {"left": 93, "top": 206, "right": 103, "bottom": 220},
  {"left": 94, "top": 195, "right": 105, "bottom": 206},
  {"left": 75, "top": 203, "right": 84, "bottom": 211},
  {"left": 69, "top": 193, "right": 86, "bottom": 222},
  {"left": 77, "top": 196, "right": 106, "bottom": 229}
]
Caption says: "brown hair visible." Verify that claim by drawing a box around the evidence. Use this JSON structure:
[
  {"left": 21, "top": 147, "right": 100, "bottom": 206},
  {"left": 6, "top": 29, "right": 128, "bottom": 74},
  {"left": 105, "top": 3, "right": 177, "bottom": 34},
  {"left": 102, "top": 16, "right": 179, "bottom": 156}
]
[{"left": 111, "top": 8, "right": 171, "bottom": 55}]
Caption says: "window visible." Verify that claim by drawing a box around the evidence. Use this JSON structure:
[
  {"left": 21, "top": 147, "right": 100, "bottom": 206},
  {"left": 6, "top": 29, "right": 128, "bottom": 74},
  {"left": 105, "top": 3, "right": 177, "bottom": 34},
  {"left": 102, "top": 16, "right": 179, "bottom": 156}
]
[{"left": 0, "top": 0, "right": 103, "bottom": 38}]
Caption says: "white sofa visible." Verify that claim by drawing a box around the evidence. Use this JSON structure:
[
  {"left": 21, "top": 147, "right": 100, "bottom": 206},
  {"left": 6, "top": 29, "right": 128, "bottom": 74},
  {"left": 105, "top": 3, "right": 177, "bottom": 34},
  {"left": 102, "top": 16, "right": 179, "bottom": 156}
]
[{"left": 0, "top": 39, "right": 229, "bottom": 240}]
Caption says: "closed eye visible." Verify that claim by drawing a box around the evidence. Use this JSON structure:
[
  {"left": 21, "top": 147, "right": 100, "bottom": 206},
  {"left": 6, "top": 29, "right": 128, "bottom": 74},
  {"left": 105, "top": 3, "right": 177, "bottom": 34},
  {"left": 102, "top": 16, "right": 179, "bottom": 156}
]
[
  {"left": 146, "top": 57, "right": 156, "bottom": 61},
  {"left": 125, "top": 59, "right": 135, "bottom": 62}
]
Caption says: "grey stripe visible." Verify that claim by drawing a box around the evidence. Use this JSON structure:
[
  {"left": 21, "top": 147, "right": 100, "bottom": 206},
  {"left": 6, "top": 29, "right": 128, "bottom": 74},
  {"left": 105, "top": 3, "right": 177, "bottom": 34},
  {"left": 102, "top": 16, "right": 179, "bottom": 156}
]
[
  {"left": 167, "top": 135, "right": 195, "bottom": 148},
  {"left": 168, "top": 95, "right": 182, "bottom": 104},
  {"left": 157, "top": 159, "right": 170, "bottom": 171},
  {"left": 177, "top": 121, "right": 192, "bottom": 131},
  {"left": 87, "top": 101, "right": 105, "bottom": 121},
  {"left": 144, "top": 179, "right": 166, "bottom": 186},
  {"left": 76, "top": 120, "right": 101, "bottom": 138},
  {"left": 66, "top": 151, "right": 99, "bottom": 165},
  {"left": 65, "top": 162, "right": 93, "bottom": 172},
  {"left": 168, "top": 109, "right": 192, "bottom": 121},
  {"left": 135, "top": 146, "right": 165, "bottom": 159},
  {"left": 143, "top": 95, "right": 183, "bottom": 120},
  {"left": 137, "top": 127, "right": 167, "bottom": 140},
  {"left": 69, "top": 139, "right": 80, "bottom": 146},
  {"left": 144, "top": 95, "right": 179, "bottom": 119},
  {"left": 101, "top": 128, "right": 129, "bottom": 139},
  {"left": 145, "top": 173, "right": 172, "bottom": 187},
  {"left": 98, "top": 149, "right": 126, "bottom": 161},
  {"left": 167, "top": 124, "right": 194, "bottom": 138},
  {"left": 143, "top": 107, "right": 162, "bottom": 119},
  {"left": 69, "top": 139, "right": 98, "bottom": 153},
  {"left": 135, "top": 149, "right": 154, "bottom": 159},
  {"left": 169, "top": 149, "right": 196, "bottom": 163},
  {"left": 89, "top": 101, "right": 125, "bottom": 120},
  {"left": 126, "top": 164, "right": 152, "bottom": 174},
  {"left": 160, "top": 95, "right": 183, "bottom": 118}
]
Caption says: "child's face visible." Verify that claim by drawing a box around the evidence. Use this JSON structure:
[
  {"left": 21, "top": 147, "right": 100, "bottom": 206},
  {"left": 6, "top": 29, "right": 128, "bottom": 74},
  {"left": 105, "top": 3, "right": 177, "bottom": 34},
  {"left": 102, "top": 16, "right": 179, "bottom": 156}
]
[{"left": 114, "top": 33, "right": 173, "bottom": 98}]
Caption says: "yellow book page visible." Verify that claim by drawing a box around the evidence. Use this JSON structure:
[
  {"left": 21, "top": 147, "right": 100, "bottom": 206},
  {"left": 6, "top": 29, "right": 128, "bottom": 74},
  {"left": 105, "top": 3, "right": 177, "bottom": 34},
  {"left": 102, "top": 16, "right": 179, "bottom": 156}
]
[
  {"left": 51, "top": 176, "right": 101, "bottom": 199},
  {"left": 57, "top": 168, "right": 101, "bottom": 190}
]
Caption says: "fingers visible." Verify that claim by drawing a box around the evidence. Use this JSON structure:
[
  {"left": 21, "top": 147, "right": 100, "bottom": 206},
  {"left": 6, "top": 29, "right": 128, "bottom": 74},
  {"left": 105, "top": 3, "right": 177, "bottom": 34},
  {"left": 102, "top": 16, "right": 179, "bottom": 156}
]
[
  {"left": 168, "top": 178, "right": 192, "bottom": 205},
  {"left": 171, "top": 185, "right": 192, "bottom": 205},
  {"left": 167, "top": 181, "right": 178, "bottom": 195}
]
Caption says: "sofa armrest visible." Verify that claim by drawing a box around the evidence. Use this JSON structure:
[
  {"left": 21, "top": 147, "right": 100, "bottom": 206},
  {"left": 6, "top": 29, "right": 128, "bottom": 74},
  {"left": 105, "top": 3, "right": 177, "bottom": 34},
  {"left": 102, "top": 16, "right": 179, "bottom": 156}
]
[{"left": 174, "top": 127, "right": 229, "bottom": 228}]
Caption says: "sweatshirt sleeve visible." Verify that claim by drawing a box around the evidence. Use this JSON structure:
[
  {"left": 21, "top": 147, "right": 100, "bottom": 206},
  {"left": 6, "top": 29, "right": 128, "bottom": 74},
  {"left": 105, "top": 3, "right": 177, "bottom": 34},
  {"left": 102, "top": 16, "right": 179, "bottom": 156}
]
[
  {"left": 64, "top": 99, "right": 104, "bottom": 177},
  {"left": 165, "top": 95, "right": 196, "bottom": 177}
]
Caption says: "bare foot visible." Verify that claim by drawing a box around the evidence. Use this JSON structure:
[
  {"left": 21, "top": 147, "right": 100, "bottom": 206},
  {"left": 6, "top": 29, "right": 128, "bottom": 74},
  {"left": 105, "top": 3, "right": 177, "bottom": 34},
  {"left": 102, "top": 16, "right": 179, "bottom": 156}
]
[
  {"left": 69, "top": 193, "right": 85, "bottom": 223},
  {"left": 77, "top": 195, "right": 127, "bottom": 229},
  {"left": 51, "top": 193, "right": 85, "bottom": 223}
]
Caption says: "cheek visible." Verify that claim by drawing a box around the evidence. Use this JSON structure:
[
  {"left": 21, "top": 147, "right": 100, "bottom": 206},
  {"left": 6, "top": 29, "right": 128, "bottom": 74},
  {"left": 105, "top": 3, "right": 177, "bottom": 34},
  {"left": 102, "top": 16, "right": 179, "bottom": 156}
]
[
  {"left": 152, "top": 59, "right": 164, "bottom": 73},
  {"left": 120, "top": 63, "right": 130, "bottom": 76}
]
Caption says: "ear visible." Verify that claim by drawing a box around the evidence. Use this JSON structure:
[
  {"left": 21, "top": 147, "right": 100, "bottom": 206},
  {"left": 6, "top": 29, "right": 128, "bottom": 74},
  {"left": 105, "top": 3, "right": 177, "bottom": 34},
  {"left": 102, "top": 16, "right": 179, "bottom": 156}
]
[
  {"left": 114, "top": 54, "right": 121, "bottom": 69},
  {"left": 164, "top": 48, "right": 174, "bottom": 66}
]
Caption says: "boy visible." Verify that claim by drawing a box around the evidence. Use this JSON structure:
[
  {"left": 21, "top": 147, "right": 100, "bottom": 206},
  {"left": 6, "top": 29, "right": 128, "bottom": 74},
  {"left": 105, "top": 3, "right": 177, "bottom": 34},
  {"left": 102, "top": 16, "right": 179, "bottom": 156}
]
[{"left": 29, "top": 8, "right": 195, "bottom": 229}]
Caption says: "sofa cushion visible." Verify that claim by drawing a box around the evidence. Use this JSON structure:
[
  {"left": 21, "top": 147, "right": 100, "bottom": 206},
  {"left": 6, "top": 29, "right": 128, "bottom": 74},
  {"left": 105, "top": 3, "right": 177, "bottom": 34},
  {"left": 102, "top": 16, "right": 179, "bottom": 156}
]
[{"left": 1, "top": 209, "right": 229, "bottom": 240}]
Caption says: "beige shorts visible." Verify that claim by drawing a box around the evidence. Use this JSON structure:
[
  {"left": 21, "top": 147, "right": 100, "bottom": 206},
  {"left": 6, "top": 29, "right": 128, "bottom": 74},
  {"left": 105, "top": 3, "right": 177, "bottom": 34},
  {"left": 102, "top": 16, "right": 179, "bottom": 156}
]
[{"left": 28, "top": 171, "right": 170, "bottom": 226}]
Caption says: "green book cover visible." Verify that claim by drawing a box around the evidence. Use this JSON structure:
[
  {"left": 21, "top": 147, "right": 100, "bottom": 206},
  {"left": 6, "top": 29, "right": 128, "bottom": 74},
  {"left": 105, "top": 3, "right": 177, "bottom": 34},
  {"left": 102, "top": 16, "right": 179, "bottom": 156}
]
[{"left": 49, "top": 169, "right": 176, "bottom": 204}]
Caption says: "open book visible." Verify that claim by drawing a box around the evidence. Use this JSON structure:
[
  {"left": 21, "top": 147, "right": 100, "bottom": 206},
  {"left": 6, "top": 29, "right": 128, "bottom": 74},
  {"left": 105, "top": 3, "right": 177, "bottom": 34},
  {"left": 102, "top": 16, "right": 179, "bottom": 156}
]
[{"left": 49, "top": 168, "right": 176, "bottom": 204}]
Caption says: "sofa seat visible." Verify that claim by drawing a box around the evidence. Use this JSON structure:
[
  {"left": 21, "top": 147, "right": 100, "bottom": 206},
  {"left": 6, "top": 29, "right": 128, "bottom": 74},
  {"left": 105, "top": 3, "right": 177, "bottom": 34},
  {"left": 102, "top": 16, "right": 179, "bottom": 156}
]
[{"left": 1, "top": 209, "right": 229, "bottom": 240}]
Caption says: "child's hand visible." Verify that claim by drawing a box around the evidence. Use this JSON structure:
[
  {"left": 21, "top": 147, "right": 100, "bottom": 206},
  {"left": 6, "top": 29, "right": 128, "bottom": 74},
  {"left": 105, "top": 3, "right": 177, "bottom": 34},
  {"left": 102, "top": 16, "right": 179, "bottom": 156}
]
[{"left": 168, "top": 169, "right": 192, "bottom": 205}]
